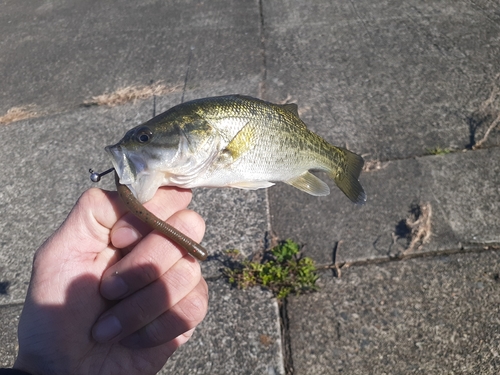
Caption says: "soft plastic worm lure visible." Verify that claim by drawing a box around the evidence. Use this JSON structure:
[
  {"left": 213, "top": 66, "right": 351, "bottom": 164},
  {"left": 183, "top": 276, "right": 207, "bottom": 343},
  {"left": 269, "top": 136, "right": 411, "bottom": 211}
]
[{"left": 89, "top": 168, "right": 208, "bottom": 261}]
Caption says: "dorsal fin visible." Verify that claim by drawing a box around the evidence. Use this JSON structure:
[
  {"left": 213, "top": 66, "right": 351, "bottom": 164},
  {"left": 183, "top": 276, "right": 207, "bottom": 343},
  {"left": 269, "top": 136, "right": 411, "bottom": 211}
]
[{"left": 279, "top": 103, "right": 299, "bottom": 117}]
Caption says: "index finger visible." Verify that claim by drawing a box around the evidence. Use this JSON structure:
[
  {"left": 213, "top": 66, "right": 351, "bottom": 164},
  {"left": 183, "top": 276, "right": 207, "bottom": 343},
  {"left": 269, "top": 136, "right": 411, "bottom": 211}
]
[{"left": 110, "top": 186, "right": 193, "bottom": 250}]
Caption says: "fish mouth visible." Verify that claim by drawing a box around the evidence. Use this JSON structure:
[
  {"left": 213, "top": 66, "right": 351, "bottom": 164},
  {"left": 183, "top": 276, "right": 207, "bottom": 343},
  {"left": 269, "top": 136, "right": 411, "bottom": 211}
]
[
  {"left": 105, "top": 143, "right": 163, "bottom": 203},
  {"left": 105, "top": 144, "right": 138, "bottom": 185}
]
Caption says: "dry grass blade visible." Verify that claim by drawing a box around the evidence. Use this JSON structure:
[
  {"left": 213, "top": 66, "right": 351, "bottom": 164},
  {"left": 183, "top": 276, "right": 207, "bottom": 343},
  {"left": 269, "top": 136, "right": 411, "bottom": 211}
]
[
  {"left": 473, "top": 114, "right": 500, "bottom": 150},
  {"left": 363, "top": 159, "right": 389, "bottom": 172},
  {"left": 0, "top": 106, "right": 38, "bottom": 124},
  {"left": 84, "top": 83, "right": 181, "bottom": 107},
  {"left": 473, "top": 73, "right": 500, "bottom": 150}
]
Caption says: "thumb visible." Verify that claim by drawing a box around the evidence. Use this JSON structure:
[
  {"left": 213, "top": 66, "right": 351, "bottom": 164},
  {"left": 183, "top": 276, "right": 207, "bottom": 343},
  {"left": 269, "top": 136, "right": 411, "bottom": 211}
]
[{"left": 35, "top": 188, "right": 127, "bottom": 263}]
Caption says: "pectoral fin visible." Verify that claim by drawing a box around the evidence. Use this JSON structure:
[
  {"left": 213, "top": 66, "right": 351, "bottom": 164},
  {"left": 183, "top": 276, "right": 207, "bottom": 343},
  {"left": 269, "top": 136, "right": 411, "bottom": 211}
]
[
  {"left": 285, "top": 172, "right": 330, "bottom": 196},
  {"left": 223, "top": 122, "right": 257, "bottom": 160}
]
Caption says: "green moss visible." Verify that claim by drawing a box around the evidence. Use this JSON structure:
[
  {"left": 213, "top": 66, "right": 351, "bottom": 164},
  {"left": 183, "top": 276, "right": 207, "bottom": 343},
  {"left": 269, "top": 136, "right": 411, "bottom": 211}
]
[
  {"left": 223, "top": 239, "right": 319, "bottom": 299},
  {"left": 426, "top": 146, "right": 451, "bottom": 155}
]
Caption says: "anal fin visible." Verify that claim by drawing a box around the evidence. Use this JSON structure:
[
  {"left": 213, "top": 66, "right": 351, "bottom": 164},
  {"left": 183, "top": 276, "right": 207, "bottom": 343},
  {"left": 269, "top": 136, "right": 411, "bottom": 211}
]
[
  {"left": 228, "top": 181, "right": 275, "bottom": 190},
  {"left": 285, "top": 172, "right": 330, "bottom": 196}
]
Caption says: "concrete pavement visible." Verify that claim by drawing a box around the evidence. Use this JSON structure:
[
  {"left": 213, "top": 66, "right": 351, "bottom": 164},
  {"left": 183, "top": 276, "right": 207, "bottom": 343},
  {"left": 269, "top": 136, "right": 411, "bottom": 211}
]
[{"left": 1, "top": 0, "right": 499, "bottom": 373}]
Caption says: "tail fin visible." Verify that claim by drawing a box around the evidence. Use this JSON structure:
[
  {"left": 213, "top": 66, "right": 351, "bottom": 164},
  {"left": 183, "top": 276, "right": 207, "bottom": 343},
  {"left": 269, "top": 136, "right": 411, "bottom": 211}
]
[{"left": 331, "top": 148, "right": 366, "bottom": 204}]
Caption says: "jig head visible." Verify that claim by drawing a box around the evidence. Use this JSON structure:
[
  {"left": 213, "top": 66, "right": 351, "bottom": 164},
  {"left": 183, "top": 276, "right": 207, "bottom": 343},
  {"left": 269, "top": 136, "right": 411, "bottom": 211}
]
[{"left": 89, "top": 167, "right": 115, "bottom": 182}]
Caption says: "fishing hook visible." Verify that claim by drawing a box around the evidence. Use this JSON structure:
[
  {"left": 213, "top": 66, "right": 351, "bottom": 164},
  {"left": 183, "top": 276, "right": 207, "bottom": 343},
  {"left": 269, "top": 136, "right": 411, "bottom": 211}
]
[{"left": 89, "top": 167, "right": 115, "bottom": 182}]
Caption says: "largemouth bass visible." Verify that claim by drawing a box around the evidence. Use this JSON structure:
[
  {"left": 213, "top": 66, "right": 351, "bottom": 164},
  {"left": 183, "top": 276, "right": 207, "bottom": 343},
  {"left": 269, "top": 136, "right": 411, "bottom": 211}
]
[{"left": 105, "top": 95, "right": 366, "bottom": 204}]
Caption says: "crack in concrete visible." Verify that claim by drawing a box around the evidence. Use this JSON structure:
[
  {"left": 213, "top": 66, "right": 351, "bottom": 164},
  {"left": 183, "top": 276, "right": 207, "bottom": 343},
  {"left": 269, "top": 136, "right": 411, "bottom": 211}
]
[
  {"left": 467, "top": 0, "right": 500, "bottom": 31},
  {"left": 258, "top": 0, "right": 268, "bottom": 99},
  {"left": 317, "top": 243, "right": 500, "bottom": 274},
  {"left": 361, "top": 143, "right": 500, "bottom": 176},
  {"left": 181, "top": 46, "right": 194, "bottom": 104},
  {"left": 0, "top": 301, "right": 25, "bottom": 308},
  {"left": 257, "top": 5, "right": 291, "bottom": 371},
  {"left": 279, "top": 298, "right": 295, "bottom": 375}
]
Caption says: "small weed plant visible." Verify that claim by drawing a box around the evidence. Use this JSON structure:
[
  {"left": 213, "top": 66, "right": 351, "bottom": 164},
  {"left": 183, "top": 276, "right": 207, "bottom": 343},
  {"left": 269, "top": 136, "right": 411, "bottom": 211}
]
[
  {"left": 426, "top": 146, "right": 451, "bottom": 155},
  {"left": 223, "top": 239, "right": 319, "bottom": 299}
]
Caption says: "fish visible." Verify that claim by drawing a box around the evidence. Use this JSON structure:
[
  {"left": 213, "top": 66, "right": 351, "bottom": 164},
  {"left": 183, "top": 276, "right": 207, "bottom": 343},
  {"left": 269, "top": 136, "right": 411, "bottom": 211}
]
[{"left": 105, "top": 95, "right": 366, "bottom": 204}]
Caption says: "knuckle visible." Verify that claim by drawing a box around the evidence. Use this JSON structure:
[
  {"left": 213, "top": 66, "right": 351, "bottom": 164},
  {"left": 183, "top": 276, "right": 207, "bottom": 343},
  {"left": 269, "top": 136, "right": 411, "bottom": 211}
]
[
  {"left": 167, "top": 259, "right": 201, "bottom": 292},
  {"left": 183, "top": 291, "right": 208, "bottom": 323},
  {"left": 132, "top": 254, "right": 162, "bottom": 284},
  {"left": 128, "top": 297, "right": 151, "bottom": 323},
  {"left": 148, "top": 188, "right": 193, "bottom": 220},
  {"left": 78, "top": 187, "right": 106, "bottom": 208},
  {"left": 170, "top": 210, "right": 206, "bottom": 242},
  {"left": 145, "top": 320, "right": 166, "bottom": 345},
  {"left": 174, "top": 280, "right": 209, "bottom": 325}
]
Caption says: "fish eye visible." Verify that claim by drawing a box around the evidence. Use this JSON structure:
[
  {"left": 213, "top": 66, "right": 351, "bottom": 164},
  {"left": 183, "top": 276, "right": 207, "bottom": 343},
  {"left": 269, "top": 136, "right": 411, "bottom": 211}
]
[{"left": 135, "top": 127, "right": 153, "bottom": 143}]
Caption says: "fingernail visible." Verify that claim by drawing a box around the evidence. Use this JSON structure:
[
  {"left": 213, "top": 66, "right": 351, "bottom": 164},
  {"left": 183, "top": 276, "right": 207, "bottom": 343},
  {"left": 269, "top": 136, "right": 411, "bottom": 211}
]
[
  {"left": 101, "top": 275, "right": 129, "bottom": 300},
  {"left": 93, "top": 314, "right": 122, "bottom": 342},
  {"left": 113, "top": 226, "right": 142, "bottom": 246}
]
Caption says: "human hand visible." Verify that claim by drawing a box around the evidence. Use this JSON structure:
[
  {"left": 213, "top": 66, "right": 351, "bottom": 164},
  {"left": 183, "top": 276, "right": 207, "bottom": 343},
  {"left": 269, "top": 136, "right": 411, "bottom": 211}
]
[{"left": 13, "top": 187, "right": 208, "bottom": 375}]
